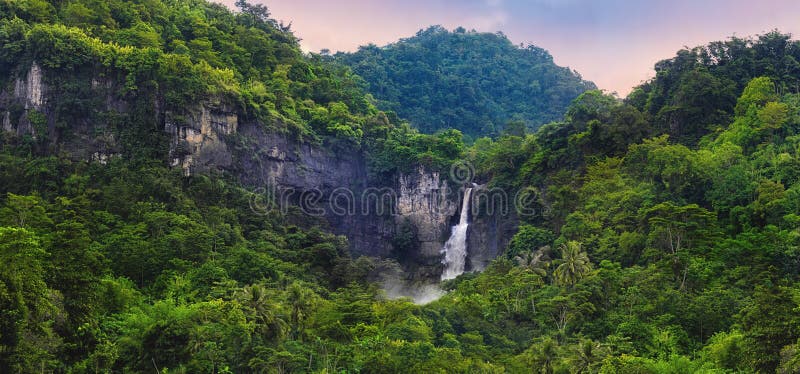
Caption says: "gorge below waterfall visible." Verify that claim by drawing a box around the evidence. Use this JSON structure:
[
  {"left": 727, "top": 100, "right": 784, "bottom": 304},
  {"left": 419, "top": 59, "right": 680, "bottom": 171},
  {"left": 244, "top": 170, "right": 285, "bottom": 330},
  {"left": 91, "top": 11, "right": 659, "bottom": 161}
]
[
  {"left": 381, "top": 182, "right": 515, "bottom": 305},
  {"left": 441, "top": 187, "right": 474, "bottom": 280}
]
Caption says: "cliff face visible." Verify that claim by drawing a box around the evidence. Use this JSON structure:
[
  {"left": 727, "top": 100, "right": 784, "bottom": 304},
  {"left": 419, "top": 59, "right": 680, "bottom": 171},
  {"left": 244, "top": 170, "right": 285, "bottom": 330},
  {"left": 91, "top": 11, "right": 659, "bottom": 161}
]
[
  {"left": 232, "top": 118, "right": 394, "bottom": 258},
  {"left": 168, "top": 111, "right": 470, "bottom": 268},
  {"left": 0, "top": 63, "right": 515, "bottom": 278},
  {"left": 3, "top": 62, "right": 44, "bottom": 136},
  {"left": 165, "top": 102, "right": 238, "bottom": 174},
  {"left": 467, "top": 185, "right": 518, "bottom": 271},
  {"left": 394, "top": 168, "right": 458, "bottom": 278}
]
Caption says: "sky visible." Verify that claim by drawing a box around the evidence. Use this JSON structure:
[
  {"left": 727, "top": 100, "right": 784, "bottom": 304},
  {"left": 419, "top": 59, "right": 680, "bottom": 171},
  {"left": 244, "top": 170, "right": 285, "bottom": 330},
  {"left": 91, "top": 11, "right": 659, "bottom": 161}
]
[{"left": 220, "top": 0, "right": 800, "bottom": 96}]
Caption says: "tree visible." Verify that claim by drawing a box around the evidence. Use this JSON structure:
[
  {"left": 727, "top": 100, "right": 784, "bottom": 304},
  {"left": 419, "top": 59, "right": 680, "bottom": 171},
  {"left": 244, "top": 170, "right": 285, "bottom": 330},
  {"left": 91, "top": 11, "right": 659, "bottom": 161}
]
[
  {"left": 237, "top": 284, "right": 287, "bottom": 341},
  {"left": 506, "top": 225, "right": 554, "bottom": 259},
  {"left": 503, "top": 120, "right": 527, "bottom": 137},
  {"left": 735, "top": 76, "right": 778, "bottom": 116},
  {"left": 739, "top": 284, "right": 800, "bottom": 372},
  {"left": 701, "top": 330, "right": 747, "bottom": 371},
  {"left": 514, "top": 245, "right": 552, "bottom": 277},
  {"left": 655, "top": 68, "right": 736, "bottom": 142},
  {"left": 0, "top": 227, "right": 60, "bottom": 372},
  {"left": 0, "top": 193, "right": 53, "bottom": 230},
  {"left": 644, "top": 202, "right": 718, "bottom": 288},
  {"left": 520, "top": 338, "right": 559, "bottom": 374},
  {"left": 580, "top": 104, "right": 651, "bottom": 157},
  {"left": 48, "top": 220, "right": 105, "bottom": 325},
  {"left": 553, "top": 241, "right": 592, "bottom": 287},
  {"left": 565, "top": 338, "right": 610, "bottom": 373},
  {"left": 644, "top": 202, "right": 717, "bottom": 256},
  {"left": 757, "top": 101, "right": 789, "bottom": 131},
  {"left": 286, "top": 282, "right": 316, "bottom": 340},
  {"left": 565, "top": 90, "right": 617, "bottom": 128},
  {"left": 235, "top": 0, "right": 274, "bottom": 27}
]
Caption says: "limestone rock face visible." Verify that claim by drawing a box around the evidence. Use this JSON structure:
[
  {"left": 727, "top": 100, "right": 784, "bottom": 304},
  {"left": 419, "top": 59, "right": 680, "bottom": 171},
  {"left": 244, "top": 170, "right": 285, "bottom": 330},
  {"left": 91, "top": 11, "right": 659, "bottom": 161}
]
[
  {"left": 2, "top": 111, "right": 10, "bottom": 133},
  {"left": 2, "top": 62, "right": 122, "bottom": 153},
  {"left": 1, "top": 63, "right": 46, "bottom": 137},
  {"left": 396, "top": 168, "right": 455, "bottom": 263},
  {"left": 14, "top": 62, "right": 44, "bottom": 110},
  {"left": 232, "top": 121, "right": 395, "bottom": 258},
  {"left": 166, "top": 103, "right": 238, "bottom": 175},
  {"left": 466, "top": 185, "right": 518, "bottom": 271}
]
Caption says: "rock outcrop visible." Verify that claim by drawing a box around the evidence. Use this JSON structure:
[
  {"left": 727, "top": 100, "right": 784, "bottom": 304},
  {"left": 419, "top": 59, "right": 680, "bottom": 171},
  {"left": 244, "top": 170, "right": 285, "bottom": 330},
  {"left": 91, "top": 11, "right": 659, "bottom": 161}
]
[
  {"left": 2, "top": 62, "right": 46, "bottom": 137},
  {"left": 166, "top": 103, "right": 238, "bottom": 175},
  {"left": 396, "top": 167, "right": 454, "bottom": 260},
  {"left": 14, "top": 62, "right": 44, "bottom": 110},
  {"left": 467, "top": 185, "right": 518, "bottom": 271}
]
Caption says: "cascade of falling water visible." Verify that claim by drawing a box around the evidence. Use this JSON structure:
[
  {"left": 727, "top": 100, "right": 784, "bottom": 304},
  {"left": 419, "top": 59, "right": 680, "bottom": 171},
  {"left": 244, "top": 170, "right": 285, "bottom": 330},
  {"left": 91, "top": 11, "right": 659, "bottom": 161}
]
[{"left": 441, "top": 187, "right": 473, "bottom": 280}]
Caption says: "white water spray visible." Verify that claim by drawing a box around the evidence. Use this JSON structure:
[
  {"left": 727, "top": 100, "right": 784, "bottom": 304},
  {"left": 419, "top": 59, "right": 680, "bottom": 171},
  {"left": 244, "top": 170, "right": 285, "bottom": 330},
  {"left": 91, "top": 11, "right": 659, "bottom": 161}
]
[{"left": 441, "top": 187, "right": 473, "bottom": 280}]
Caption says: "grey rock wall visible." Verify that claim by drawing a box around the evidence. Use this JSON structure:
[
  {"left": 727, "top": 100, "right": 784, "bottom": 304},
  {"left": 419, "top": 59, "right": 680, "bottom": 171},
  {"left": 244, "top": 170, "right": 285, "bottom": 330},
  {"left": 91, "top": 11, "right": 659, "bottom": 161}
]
[{"left": 466, "top": 184, "right": 518, "bottom": 271}]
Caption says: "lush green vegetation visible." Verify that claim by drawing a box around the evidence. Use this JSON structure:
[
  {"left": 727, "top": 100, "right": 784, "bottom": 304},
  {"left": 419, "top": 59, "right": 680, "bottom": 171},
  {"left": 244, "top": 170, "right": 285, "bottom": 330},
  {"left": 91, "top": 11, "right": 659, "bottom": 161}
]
[
  {"left": 629, "top": 31, "right": 800, "bottom": 145},
  {"left": 2, "top": 0, "right": 800, "bottom": 372},
  {"left": 336, "top": 26, "right": 596, "bottom": 138},
  {"left": 453, "top": 33, "right": 800, "bottom": 372}
]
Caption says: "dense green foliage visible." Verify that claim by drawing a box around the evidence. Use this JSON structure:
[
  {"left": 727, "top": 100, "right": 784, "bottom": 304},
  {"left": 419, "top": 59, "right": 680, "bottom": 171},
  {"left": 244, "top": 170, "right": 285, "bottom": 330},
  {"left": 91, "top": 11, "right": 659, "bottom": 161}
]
[
  {"left": 629, "top": 31, "right": 800, "bottom": 144},
  {"left": 2, "top": 0, "right": 800, "bottom": 372},
  {"left": 456, "top": 46, "right": 800, "bottom": 370},
  {"left": 336, "top": 26, "right": 596, "bottom": 138}
]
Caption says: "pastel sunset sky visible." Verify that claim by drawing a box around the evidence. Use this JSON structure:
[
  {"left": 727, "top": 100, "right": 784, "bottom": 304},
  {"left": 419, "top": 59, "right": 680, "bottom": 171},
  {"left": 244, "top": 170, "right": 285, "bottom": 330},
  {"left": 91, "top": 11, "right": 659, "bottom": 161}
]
[{"left": 220, "top": 0, "right": 800, "bottom": 96}]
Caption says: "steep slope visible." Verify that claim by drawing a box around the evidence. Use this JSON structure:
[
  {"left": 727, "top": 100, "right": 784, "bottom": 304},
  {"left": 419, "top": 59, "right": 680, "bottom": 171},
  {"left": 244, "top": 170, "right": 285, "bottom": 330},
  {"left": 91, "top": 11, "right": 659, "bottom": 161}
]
[{"left": 336, "top": 25, "right": 596, "bottom": 138}]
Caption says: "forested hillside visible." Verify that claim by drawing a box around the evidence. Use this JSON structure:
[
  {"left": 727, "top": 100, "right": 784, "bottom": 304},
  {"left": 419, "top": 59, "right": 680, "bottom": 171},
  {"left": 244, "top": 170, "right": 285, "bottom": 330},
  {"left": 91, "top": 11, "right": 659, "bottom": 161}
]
[
  {"left": 457, "top": 31, "right": 800, "bottom": 372},
  {"left": 1, "top": 0, "right": 800, "bottom": 372},
  {"left": 336, "top": 26, "right": 596, "bottom": 138}
]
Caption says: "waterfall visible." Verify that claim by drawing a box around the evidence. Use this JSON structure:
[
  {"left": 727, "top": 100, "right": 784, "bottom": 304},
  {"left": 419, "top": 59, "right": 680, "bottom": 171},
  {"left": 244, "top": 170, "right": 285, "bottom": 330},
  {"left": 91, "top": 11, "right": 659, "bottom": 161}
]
[{"left": 441, "top": 187, "right": 473, "bottom": 280}]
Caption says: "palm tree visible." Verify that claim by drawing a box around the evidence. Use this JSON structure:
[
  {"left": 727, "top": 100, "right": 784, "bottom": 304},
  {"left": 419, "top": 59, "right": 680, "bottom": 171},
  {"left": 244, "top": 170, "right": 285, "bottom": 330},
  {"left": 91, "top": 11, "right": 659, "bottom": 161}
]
[
  {"left": 566, "top": 338, "right": 609, "bottom": 372},
  {"left": 237, "top": 284, "right": 288, "bottom": 341},
  {"left": 553, "top": 241, "right": 592, "bottom": 287},
  {"left": 514, "top": 245, "right": 553, "bottom": 277},
  {"left": 526, "top": 337, "right": 558, "bottom": 374},
  {"left": 286, "top": 282, "right": 316, "bottom": 340}
]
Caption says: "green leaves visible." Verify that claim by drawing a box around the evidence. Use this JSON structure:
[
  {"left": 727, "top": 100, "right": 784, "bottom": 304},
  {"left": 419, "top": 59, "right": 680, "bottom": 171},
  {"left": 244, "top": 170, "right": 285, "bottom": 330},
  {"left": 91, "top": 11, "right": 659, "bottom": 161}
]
[
  {"left": 0, "top": 193, "right": 52, "bottom": 230},
  {"left": 553, "top": 241, "right": 593, "bottom": 288},
  {"left": 739, "top": 284, "right": 800, "bottom": 372},
  {"left": 0, "top": 227, "right": 60, "bottom": 372},
  {"left": 337, "top": 26, "right": 595, "bottom": 138},
  {"left": 735, "top": 76, "right": 779, "bottom": 116},
  {"left": 4, "top": 1, "right": 800, "bottom": 371},
  {"left": 507, "top": 225, "right": 554, "bottom": 259},
  {"left": 644, "top": 202, "right": 717, "bottom": 255}
]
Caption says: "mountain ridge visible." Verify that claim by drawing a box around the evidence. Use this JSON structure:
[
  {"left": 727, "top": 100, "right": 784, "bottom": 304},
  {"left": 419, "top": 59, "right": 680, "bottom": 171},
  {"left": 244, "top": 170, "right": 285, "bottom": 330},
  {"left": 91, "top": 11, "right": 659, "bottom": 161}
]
[{"left": 336, "top": 25, "right": 596, "bottom": 138}]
